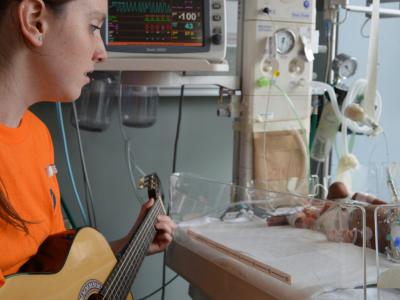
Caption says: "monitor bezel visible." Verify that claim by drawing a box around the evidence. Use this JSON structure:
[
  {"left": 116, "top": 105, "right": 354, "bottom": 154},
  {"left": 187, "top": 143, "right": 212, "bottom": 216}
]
[{"left": 103, "top": 0, "right": 211, "bottom": 54}]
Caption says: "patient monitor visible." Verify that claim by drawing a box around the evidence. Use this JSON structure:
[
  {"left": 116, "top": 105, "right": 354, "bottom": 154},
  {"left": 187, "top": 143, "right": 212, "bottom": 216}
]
[{"left": 103, "top": 0, "right": 227, "bottom": 63}]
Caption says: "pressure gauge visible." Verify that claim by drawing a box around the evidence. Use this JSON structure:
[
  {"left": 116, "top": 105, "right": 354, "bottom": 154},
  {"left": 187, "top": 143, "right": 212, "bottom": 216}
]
[
  {"left": 275, "top": 29, "right": 296, "bottom": 55},
  {"left": 332, "top": 54, "right": 358, "bottom": 80}
]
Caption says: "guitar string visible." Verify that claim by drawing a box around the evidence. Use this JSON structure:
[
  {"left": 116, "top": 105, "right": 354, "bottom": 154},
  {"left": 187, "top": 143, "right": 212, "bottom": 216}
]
[
  {"left": 103, "top": 202, "right": 161, "bottom": 299},
  {"left": 103, "top": 201, "right": 161, "bottom": 298},
  {"left": 120, "top": 215, "right": 158, "bottom": 299},
  {"left": 102, "top": 202, "right": 159, "bottom": 299},
  {"left": 119, "top": 202, "right": 164, "bottom": 297},
  {"left": 116, "top": 203, "right": 162, "bottom": 298},
  {"left": 112, "top": 202, "right": 163, "bottom": 299},
  {"left": 103, "top": 199, "right": 164, "bottom": 298}
]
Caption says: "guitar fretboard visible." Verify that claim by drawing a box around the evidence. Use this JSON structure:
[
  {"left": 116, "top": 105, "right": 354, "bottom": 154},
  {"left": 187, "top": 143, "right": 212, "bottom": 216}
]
[{"left": 100, "top": 198, "right": 165, "bottom": 299}]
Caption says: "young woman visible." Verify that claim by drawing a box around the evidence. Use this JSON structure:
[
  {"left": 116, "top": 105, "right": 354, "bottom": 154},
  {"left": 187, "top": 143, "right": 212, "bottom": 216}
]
[{"left": 0, "top": 0, "right": 176, "bottom": 287}]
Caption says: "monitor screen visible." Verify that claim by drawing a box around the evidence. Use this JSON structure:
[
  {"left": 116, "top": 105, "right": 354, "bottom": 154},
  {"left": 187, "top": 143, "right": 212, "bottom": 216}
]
[{"left": 107, "top": 0, "right": 204, "bottom": 47}]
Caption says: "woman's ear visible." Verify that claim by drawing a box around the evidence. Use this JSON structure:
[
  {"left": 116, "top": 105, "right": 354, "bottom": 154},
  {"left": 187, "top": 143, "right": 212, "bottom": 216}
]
[{"left": 18, "top": 0, "right": 48, "bottom": 47}]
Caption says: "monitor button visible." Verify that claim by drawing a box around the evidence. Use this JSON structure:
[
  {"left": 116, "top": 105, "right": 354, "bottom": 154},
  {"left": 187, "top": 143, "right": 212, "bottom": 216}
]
[
  {"left": 212, "top": 3, "right": 222, "bottom": 9},
  {"left": 212, "top": 34, "right": 222, "bottom": 45},
  {"left": 213, "top": 15, "right": 222, "bottom": 21},
  {"left": 213, "top": 27, "right": 222, "bottom": 34}
]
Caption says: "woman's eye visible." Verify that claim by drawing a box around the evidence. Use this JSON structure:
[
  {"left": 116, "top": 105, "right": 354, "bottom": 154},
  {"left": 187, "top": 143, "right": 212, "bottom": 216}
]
[{"left": 90, "top": 25, "right": 102, "bottom": 32}]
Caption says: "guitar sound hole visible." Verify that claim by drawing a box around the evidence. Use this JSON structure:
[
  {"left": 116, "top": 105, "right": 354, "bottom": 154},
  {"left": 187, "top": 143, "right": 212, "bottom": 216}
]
[{"left": 87, "top": 294, "right": 104, "bottom": 300}]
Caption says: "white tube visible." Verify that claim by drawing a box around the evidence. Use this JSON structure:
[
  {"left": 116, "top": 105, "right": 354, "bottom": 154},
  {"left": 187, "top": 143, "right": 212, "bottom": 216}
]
[
  {"left": 363, "top": 0, "right": 380, "bottom": 121},
  {"left": 342, "top": 79, "right": 382, "bottom": 135},
  {"left": 346, "top": 5, "right": 400, "bottom": 17},
  {"left": 311, "top": 80, "right": 382, "bottom": 136}
]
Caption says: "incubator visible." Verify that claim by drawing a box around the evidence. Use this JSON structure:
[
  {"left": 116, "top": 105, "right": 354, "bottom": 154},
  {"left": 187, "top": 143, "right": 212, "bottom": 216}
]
[{"left": 166, "top": 173, "right": 400, "bottom": 300}]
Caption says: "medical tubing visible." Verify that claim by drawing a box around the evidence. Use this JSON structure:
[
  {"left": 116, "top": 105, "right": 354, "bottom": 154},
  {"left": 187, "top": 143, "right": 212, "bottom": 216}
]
[
  {"left": 364, "top": 0, "right": 380, "bottom": 119},
  {"left": 341, "top": 79, "right": 382, "bottom": 135},
  {"left": 349, "top": 132, "right": 356, "bottom": 153},
  {"left": 55, "top": 102, "right": 89, "bottom": 225},
  {"left": 260, "top": 77, "right": 273, "bottom": 185},
  {"left": 72, "top": 101, "right": 97, "bottom": 228},
  {"left": 341, "top": 117, "right": 350, "bottom": 156},
  {"left": 324, "top": 19, "right": 333, "bottom": 83},
  {"left": 117, "top": 84, "right": 145, "bottom": 204},
  {"left": 311, "top": 81, "right": 342, "bottom": 123},
  {"left": 273, "top": 84, "right": 310, "bottom": 176},
  {"left": 311, "top": 80, "right": 382, "bottom": 139}
]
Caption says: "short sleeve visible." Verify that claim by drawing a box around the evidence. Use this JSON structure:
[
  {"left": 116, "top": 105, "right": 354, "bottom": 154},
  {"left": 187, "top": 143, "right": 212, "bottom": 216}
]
[{"left": 0, "top": 269, "right": 4, "bottom": 287}]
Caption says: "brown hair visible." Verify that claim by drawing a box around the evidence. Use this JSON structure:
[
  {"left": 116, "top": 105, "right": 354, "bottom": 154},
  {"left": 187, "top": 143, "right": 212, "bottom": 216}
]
[
  {"left": 0, "top": 181, "right": 31, "bottom": 233},
  {"left": 0, "top": 0, "right": 74, "bottom": 13},
  {"left": 0, "top": 0, "right": 75, "bottom": 233}
]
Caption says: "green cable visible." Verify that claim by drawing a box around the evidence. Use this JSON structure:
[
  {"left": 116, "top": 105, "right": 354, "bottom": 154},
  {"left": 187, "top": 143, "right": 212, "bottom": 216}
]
[
  {"left": 309, "top": 114, "right": 318, "bottom": 152},
  {"left": 61, "top": 196, "right": 77, "bottom": 229},
  {"left": 273, "top": 84, "right": 311, "bottom": 179}
]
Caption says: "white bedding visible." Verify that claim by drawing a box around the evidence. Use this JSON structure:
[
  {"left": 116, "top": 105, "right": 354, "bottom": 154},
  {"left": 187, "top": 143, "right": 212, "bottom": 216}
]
[{"left": 175, "top": 219, "right": 398, "bottom": 299}]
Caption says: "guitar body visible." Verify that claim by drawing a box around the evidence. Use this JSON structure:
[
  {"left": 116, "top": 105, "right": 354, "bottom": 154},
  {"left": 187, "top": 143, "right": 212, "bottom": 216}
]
[{"left": 0, "top": 227, "right": 133, "bottom": 300}]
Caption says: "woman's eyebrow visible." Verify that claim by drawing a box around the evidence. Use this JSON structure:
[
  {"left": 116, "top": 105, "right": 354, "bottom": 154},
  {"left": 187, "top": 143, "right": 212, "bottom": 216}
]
[{"left": 88, "top": 10, "right": 106, "bottom": 21}]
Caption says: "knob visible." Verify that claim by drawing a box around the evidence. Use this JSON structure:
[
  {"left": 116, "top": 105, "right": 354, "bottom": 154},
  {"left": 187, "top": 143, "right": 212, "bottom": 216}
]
[
  {"left": 212, "top": 34, "right": 222, "bottom": 45},
  {"left": 262, "top": 7, "right": 270, "bottom": 14}
]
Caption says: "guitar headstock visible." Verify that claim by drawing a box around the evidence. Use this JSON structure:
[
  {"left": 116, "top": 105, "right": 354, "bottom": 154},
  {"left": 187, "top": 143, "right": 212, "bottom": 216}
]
[{"left": 139, "top": 173, "right": 162, "bottom": 201}]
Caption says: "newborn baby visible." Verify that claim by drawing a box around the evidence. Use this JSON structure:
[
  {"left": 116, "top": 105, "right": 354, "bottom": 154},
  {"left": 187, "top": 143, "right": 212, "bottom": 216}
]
[{"left": 267, "top": 182, "right": 390, "bottom": 252}]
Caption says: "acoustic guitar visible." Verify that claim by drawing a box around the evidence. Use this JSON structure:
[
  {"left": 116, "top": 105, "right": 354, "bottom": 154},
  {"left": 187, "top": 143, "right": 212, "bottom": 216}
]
[{"left": 0, "top": 173, "right": 166, "bottom": 300}]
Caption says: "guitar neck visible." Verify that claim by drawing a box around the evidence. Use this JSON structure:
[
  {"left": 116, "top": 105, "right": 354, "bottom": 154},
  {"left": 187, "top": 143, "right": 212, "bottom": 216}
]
[{"left": 101, "top": 197, "right": 165, "bottom": 298}]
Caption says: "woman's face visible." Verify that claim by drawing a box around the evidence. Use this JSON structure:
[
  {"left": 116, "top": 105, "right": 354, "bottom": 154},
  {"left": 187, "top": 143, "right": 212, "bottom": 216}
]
[{"left": 36, "top": 0, "right": 107, "bottom": 102}]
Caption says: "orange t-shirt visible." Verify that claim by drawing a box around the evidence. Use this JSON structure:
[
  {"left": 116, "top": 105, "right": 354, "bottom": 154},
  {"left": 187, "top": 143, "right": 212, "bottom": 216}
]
[{"left": 0, "top": 111, "right": 65, "bottom": 287}]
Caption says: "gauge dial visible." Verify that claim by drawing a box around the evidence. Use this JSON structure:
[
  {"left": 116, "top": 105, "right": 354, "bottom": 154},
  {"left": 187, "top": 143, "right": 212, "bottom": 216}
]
[
  {"left": 275, "top": 29, "right": 296, "bottom": 55},
  {"left": 333, "top": 54, "right": 358, "bottom": 80}
]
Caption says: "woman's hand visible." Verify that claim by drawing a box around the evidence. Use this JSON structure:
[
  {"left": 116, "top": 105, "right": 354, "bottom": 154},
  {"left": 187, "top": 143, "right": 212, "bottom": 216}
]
[
  {"left": 139, "top": 199, "right": 176, "bottom": 255},
  {"left": 148, "top": 213, "right": 177, "bottom": 255},
  {"left": 110, "top": 198, "right": 177, "bottom": 256}
]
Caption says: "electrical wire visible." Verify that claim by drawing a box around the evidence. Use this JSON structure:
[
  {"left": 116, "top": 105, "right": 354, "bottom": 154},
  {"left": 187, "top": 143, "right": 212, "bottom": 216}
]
[
  {"left": 332, "top": 9, "right": 349, "bottom": 25},
  {"left": 128, "top": 85, "right": 185, "bottom": 300},
  {"left": 161, "top": 85, "right": 186, "bottom": 300},
  {"left": 172, "top": 85, "right": 185, "bottom": 174},
  {"left": 72, "top": 101, "right": 97, "bottom": 228},
  {"left": 55, "top": 102, "right": 89, "bottom": 225},
  {"left": 137, "top": 83, "right": 235, "bottom": 299},
  {"left": 137, "top": 275, "right": 180, "bottom": 300}
]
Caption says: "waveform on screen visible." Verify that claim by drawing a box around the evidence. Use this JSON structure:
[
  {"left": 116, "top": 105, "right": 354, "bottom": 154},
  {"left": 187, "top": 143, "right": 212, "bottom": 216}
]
[{"left": 111, "top": 1, "right": 172, "bottom": 14}]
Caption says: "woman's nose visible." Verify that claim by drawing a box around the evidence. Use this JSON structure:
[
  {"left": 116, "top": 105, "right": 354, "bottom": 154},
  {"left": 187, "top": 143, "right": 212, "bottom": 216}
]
[{"left": 93, "top": 37, "right": 108, "bottom": 63}]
